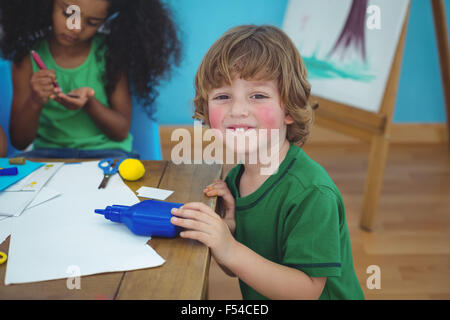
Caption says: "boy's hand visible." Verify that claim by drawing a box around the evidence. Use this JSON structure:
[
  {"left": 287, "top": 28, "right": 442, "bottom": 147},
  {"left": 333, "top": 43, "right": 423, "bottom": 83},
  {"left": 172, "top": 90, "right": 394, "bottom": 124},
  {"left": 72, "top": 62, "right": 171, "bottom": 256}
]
[
  {"left": 29, "top": 70, "right": 60, "bottom": 106},
  {"left": 204, "top": 180, "right": 236, "bottom": 234},
  {"left": 170, "top": 202, "right": 238, "bottom": 266},
  {"left": 54, "top": 87, "right": 95, "bottom": 110}
]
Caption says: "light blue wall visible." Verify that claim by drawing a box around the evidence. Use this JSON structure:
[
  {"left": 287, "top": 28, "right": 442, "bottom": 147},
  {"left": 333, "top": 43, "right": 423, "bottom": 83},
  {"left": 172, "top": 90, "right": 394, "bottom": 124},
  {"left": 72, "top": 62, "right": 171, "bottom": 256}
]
[
  {"left": 156, "top": 0, "right": 289, "bottom": 124},
  {"left": 156, "top": 0, "right": 449, "bottom": 124},
  {"left": 394, "top": 0, "right": 449, "bottom": 123}
]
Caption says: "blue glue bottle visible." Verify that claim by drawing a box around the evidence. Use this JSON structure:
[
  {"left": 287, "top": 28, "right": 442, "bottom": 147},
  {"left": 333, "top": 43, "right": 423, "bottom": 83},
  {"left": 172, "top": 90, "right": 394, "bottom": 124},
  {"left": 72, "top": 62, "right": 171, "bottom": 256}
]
[{"left": 95, "top": 199, "right": 183, "bottom": 238}]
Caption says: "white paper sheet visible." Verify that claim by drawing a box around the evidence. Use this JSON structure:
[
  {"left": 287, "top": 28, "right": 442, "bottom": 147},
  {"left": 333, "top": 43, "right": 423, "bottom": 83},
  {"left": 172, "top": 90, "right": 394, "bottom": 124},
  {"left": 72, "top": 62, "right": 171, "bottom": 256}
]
[
  {"left": 26, "top": 187, "right": 61, "bottom": 209},
  {"left": 5, "top": 161, "right": 165, "bottom": 285},
  {"left": 0, "top": 191, "right": 36, "bottom": 217},
  {"left": 0, "top": 216, "right": 12, "bottom": 244},
  {"left": 20, "top": 163, "right": 64, "bottom": 191},
  {"left": 136, "top": 186, "right": 174, "bottom": 201},
  {"left": 0, "top": 162, "right": 64, "bottom": 217}
]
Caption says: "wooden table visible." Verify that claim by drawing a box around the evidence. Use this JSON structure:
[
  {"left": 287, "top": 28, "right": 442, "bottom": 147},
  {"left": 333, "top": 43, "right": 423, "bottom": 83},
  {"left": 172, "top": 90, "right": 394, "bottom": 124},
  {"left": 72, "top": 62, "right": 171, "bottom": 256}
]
[{"left": 0, "top": 160, "right": 222, "bottom": 299}]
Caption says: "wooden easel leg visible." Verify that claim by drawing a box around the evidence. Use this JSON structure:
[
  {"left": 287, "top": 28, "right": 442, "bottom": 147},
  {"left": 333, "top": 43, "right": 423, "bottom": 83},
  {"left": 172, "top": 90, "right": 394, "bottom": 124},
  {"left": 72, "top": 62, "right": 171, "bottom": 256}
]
[
  {"left": 360, "top": 134, "right": 390, "bottom": 231},
  {"left": 431, "top": 0, "right": 450, "bottom": 148},
  {"left": 359, "top": 6, "right": 408, "bottom": 230}
]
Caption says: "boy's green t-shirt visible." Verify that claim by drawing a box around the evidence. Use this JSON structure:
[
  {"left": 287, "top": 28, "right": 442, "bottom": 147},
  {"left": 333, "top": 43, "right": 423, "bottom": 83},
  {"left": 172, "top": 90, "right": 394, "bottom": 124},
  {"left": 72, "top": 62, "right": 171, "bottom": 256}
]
[
  {"left": 225, "top": 143, "right": 365, "bottom": 300},
  {"left": 30, "top": 34, "right": 133, "bottom": 151}
]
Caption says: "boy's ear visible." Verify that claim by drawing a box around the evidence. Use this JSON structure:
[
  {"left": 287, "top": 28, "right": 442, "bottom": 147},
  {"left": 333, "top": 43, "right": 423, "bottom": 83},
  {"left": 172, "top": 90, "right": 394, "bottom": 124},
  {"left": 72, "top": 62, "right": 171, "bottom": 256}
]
[{"left": 284, "top": 113, "right": 294, "bottom": 125}]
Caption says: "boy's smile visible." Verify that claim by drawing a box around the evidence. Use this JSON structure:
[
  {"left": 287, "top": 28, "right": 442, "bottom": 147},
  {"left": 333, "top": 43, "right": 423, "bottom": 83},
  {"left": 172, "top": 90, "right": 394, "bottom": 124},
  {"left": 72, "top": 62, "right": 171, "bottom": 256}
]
[{"left": 208, "top": 78, "right": 293, "bottom": 156}]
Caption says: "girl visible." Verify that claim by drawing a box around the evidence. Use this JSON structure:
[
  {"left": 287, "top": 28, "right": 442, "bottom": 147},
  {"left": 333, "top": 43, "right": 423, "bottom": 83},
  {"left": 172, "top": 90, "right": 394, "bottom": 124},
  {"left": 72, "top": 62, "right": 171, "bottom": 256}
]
[{"left": 0, "top": 0, "right": 181, "bottom": 158}]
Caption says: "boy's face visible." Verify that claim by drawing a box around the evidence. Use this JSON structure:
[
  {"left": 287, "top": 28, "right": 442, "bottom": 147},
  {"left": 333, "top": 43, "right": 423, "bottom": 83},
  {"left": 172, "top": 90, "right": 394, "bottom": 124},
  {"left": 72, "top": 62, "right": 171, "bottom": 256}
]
[
  {"left": 52, "top": 0, "right": 109, "bottom": 46},
  {"left": 208, "top": 78, "right": 294, "bottom": 155}
]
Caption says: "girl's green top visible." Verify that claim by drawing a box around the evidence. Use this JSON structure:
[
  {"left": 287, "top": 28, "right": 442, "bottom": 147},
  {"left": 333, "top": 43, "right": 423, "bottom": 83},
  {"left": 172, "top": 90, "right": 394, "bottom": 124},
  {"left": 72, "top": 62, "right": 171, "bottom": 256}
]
[
  {"left": 225, "top": 143, "right": 365, "bottom": 300},
  {"left": 31, "top": 34, "right": 133, "bottom": 151}
]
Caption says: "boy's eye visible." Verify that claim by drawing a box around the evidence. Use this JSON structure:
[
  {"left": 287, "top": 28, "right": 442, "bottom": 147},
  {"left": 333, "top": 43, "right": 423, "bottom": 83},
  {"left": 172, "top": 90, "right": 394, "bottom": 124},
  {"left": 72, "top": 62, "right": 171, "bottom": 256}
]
[
  {"left": 251, "top": 94, "right": 268, "bottom": 99},
  {"left": 213, "top": 95, "right": 229, "bottom": 100}
]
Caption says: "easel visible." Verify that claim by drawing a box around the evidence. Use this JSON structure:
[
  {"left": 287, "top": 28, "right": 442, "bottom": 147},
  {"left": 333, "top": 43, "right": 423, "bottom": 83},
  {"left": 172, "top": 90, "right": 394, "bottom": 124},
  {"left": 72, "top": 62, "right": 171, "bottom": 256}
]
[
  {"left": 311, "top": 8, "right": 410, "bottom": 231},
  {"left": 432, "top": 0, "right": 450, "bottom": 147}
]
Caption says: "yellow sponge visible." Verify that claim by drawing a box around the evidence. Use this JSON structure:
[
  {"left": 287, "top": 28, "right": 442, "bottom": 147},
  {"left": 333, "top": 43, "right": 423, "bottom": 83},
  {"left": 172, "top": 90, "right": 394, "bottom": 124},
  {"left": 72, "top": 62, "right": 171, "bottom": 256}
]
[{"left": 118, "top": 159, "right": 145, "bottom": 181}]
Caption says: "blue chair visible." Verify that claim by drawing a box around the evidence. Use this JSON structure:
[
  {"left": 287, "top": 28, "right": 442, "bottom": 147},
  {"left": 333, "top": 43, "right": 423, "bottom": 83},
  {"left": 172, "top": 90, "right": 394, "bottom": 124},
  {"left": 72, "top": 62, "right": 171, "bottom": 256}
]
[
  {"left": 0, "top": 58, "right": 162, "bottom": 160},
  {"left": 0, "top": 59, "right": 17, "bottom": 157},
  {"left": 130, "top": 97, "right": 163, "bottom": 160}
]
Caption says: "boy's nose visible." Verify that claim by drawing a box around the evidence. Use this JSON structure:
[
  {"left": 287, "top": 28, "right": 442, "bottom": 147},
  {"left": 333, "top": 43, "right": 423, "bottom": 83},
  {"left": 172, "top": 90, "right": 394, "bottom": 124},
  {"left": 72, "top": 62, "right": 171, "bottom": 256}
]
[{"left": 229, "top": 101, "right": 249, "bottom": 117}]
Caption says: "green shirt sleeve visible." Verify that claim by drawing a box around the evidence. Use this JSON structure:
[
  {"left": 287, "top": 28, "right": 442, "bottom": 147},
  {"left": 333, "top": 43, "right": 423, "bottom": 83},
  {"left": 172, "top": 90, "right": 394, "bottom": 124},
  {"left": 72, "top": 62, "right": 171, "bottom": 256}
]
[{"left": 281, "top": 186, "right": 343, "bottom": 278}]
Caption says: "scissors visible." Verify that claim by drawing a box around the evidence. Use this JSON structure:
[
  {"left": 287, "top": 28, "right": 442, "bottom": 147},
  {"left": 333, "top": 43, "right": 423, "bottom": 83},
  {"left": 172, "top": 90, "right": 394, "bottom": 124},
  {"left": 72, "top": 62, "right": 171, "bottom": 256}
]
[
  {"left": 97, "top": 158, "right": 124, "bottom": 189},
  {"left": 0, "top": 251, "right": 6, "bottom": 265}
]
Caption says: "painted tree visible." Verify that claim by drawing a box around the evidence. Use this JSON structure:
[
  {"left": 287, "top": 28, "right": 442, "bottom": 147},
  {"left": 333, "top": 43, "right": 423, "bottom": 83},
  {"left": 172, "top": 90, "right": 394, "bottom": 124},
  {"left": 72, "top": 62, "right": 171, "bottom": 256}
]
[{"left": 328, "top": 0, "right": 368, "bottom": 62}]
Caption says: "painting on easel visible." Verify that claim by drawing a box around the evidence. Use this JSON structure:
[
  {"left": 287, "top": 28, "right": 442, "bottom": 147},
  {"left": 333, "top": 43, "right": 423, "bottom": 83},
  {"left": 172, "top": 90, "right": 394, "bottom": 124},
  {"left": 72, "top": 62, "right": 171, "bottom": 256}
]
[{"left": 282, "top": 0, "right": 410, "bottom": 113}]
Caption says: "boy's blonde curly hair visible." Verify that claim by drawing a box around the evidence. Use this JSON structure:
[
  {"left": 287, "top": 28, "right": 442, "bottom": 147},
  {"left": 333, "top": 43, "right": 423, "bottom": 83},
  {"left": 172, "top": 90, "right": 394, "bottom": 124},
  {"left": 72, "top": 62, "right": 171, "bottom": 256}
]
[{"left": 193, "top": 25, "right": 315, "bottom": 147}]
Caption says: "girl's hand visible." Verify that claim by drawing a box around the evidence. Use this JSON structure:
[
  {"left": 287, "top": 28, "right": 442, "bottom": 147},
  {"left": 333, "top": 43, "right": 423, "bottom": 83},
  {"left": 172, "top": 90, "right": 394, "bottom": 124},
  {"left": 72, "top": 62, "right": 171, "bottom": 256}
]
[
  {"left": 55, "top": 87, "right": 95, "bottom": 111},
  {"left": 29, "top": 70, "right": 60, "bottom": 106},
  {"left": 204, "top": 180, "right": 236, "bottom": 234},
  {"left": 171, "top": 202, "right": 238, "bottom": 266}
]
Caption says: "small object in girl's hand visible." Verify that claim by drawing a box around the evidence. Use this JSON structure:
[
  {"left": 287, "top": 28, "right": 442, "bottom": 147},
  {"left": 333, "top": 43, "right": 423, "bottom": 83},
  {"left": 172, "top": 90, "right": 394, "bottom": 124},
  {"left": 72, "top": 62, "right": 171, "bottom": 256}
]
[
  {"left": 9, "top": 157, "right": 26, "bottom": 165},
  {"left": 66, "top": 94, "right": 80, "bottom": 98}
]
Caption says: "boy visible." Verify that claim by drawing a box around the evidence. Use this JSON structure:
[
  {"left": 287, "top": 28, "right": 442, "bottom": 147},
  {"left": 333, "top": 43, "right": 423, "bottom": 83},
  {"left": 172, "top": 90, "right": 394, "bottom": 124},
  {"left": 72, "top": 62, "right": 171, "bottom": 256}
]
[{"left": 170, "top": 25, "right": 364, "bottom": 300}]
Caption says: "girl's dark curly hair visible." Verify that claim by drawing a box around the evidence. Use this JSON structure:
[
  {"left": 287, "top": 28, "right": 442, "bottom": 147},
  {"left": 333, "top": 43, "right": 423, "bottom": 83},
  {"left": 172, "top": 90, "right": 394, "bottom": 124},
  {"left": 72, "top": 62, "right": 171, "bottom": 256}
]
[{"left": 0, "top": 0, "right": 181, "bottom": 119}]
